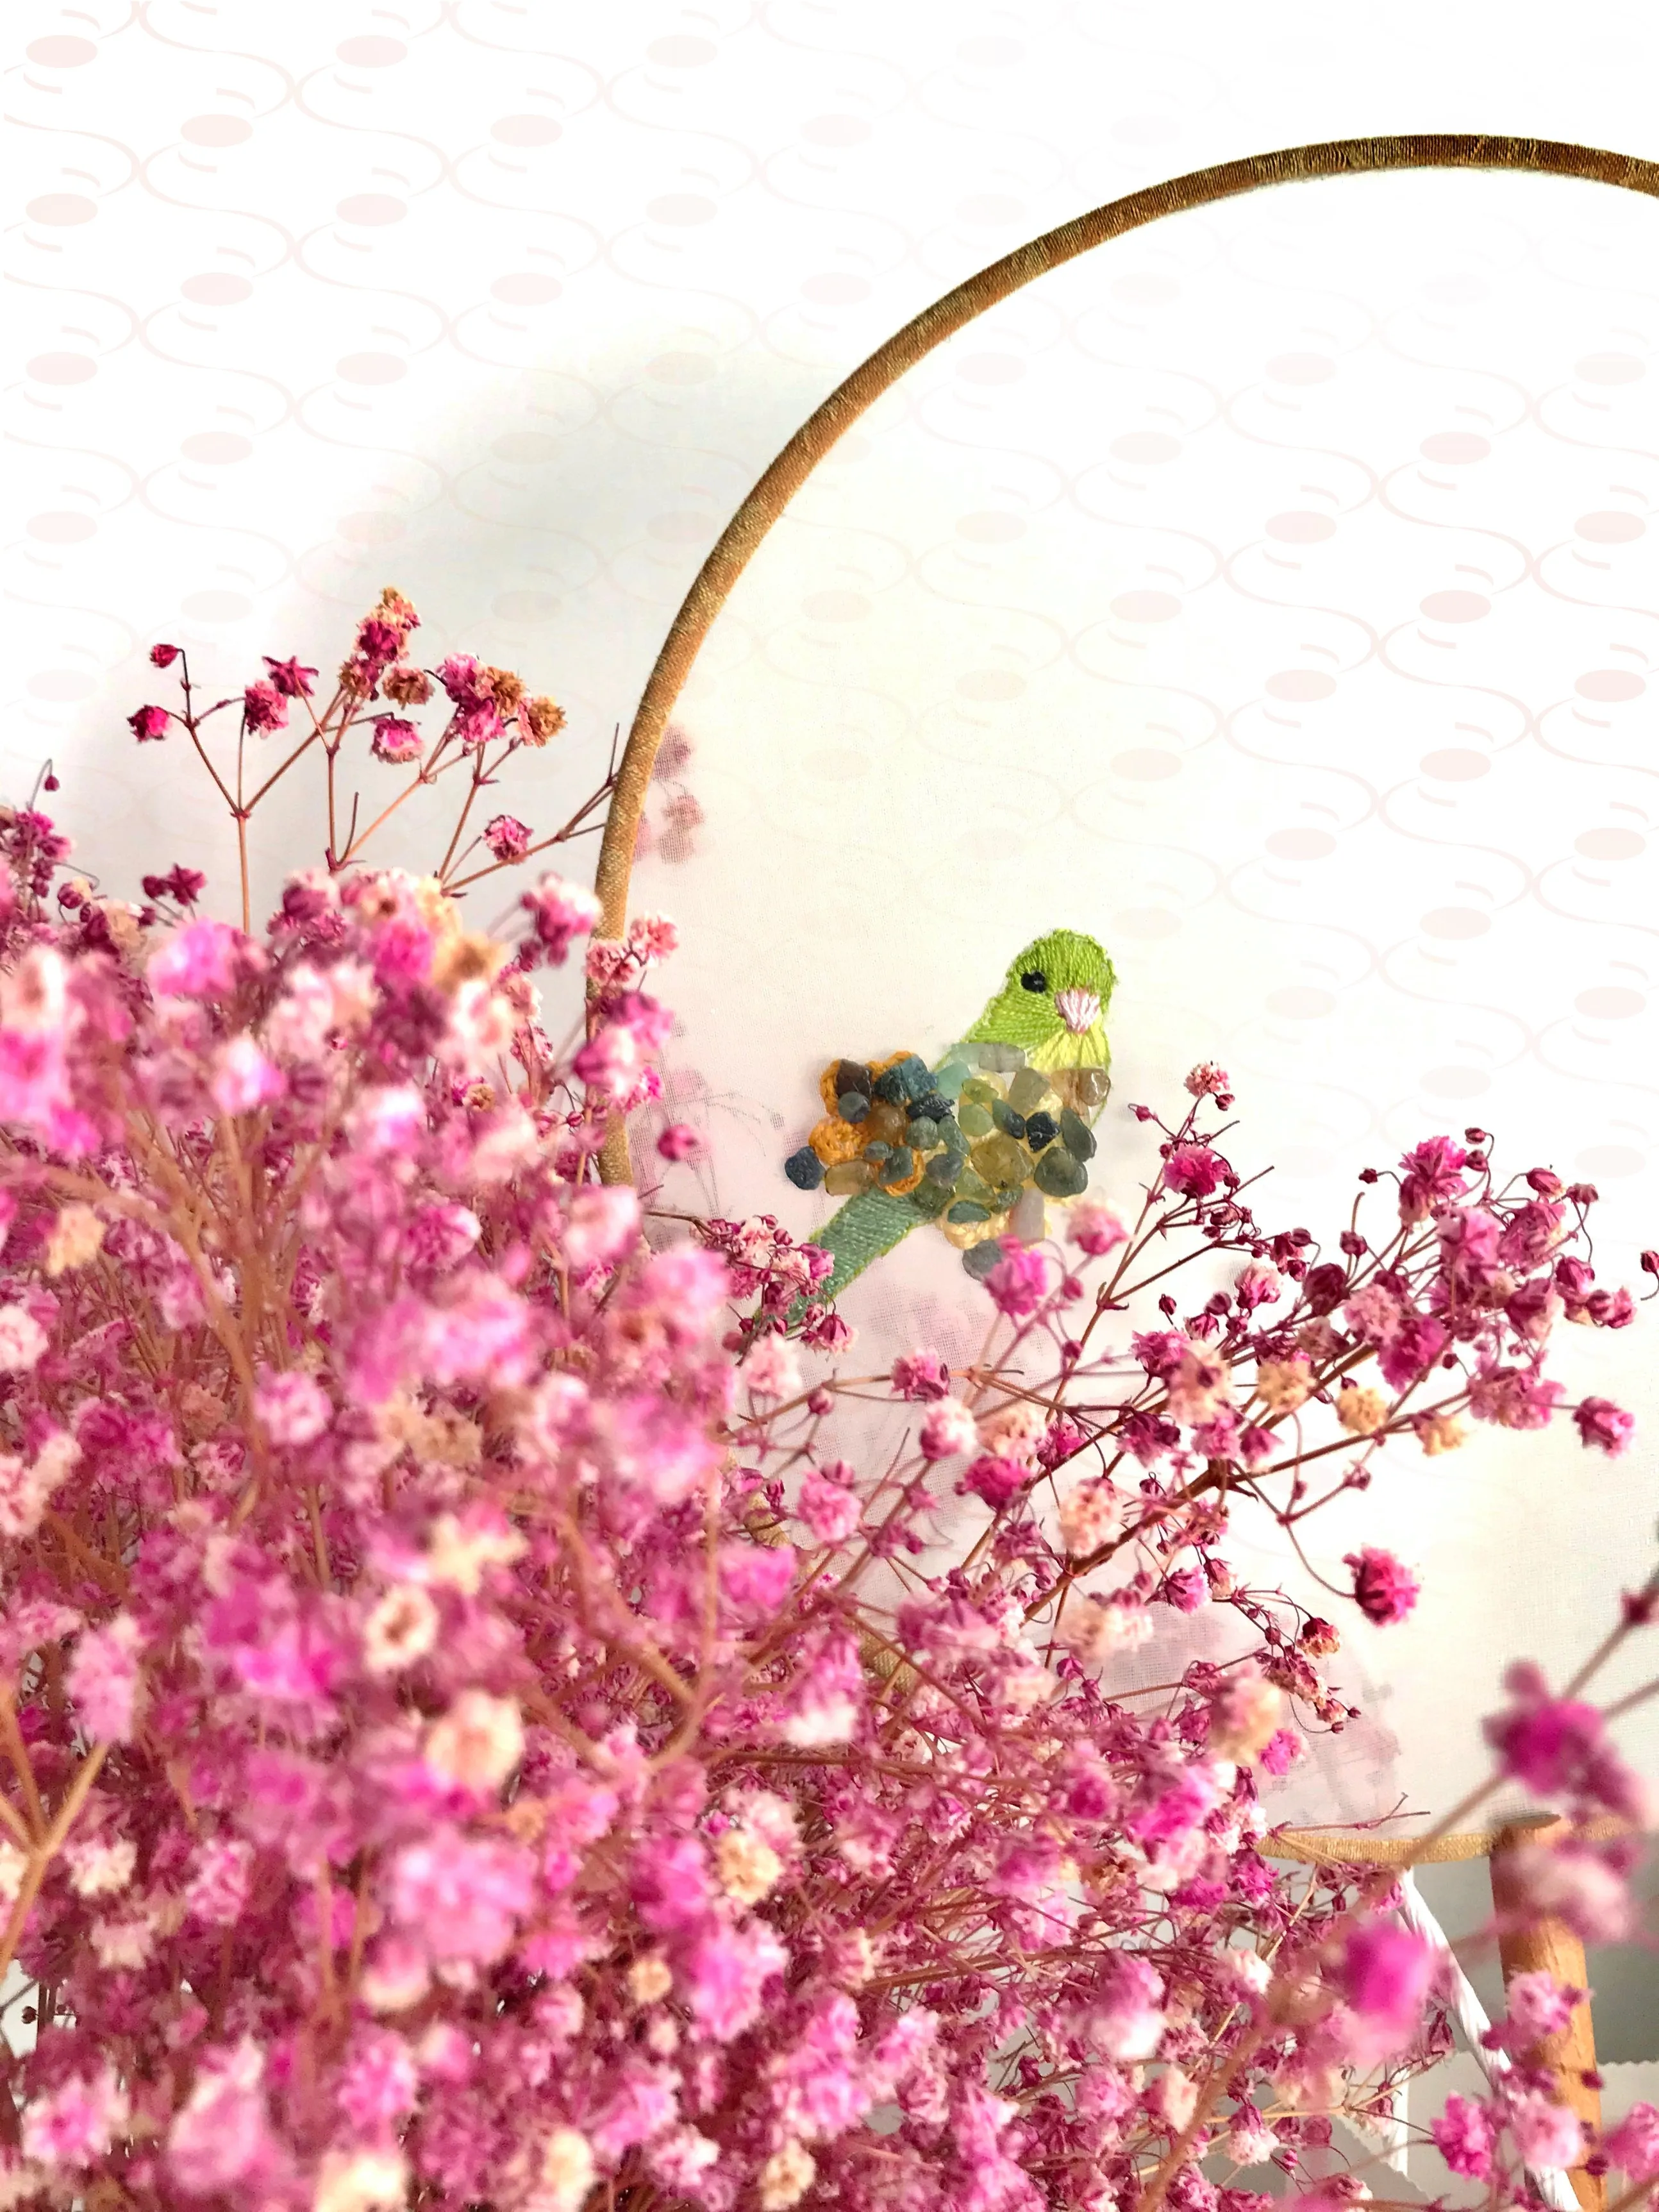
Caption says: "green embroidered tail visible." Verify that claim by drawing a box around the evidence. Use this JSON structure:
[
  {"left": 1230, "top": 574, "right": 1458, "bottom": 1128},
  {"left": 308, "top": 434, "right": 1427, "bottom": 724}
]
[{"left": 806, "top": 1188, "right": 922, "bottom": 1305}]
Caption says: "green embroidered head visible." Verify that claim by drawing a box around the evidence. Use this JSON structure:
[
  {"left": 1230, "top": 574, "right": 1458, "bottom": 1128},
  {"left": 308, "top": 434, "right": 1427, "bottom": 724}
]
[{"left": 962, "top": 928, "right": 1116, "bottom": 1071}]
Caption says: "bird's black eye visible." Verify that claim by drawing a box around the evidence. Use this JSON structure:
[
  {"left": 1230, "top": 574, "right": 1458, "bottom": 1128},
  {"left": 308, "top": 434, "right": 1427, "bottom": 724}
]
[{"left": 1020, "top": 969, "right": 1047, "bottom": 994}]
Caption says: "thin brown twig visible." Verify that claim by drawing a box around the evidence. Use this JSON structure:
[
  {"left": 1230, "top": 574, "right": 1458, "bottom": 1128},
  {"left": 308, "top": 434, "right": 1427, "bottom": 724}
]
[
  {"left": 0, "top": 1689, "right": 46, "bottom": 1840},
  {"left": 0, "top": 1744, "right": 108, "bottom": 1988}
]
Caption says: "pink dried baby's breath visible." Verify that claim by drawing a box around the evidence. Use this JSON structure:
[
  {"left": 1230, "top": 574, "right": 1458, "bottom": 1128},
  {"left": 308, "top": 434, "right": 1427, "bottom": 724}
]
[
  {"left": 982, "top": 1240, "right": 1048, "bottom": 1318},
  {"left": 0, "top": 597, "right": 1631, "bottom": 2212}
]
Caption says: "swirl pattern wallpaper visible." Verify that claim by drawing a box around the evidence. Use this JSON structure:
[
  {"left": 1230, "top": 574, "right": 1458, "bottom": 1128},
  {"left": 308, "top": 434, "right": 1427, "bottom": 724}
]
[{"left": 9, "top": 0, "right": 1659, "bottom": 1856}]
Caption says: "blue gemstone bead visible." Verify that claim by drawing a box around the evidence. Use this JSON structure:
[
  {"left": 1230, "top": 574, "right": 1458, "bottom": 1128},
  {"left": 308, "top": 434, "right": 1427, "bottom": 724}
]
[
  {"left": 784, "top": 1146, "right": 824, "bottom": 1190},
  {"left": 875, "top": 1053, "right": 928, "bottom": 1103}
]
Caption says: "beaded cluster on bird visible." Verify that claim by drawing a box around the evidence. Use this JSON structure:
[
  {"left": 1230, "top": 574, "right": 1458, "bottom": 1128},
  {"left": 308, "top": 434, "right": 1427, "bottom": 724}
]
[{"left": 783, "top": 1044, "right": 1111, "bottom": 1275}]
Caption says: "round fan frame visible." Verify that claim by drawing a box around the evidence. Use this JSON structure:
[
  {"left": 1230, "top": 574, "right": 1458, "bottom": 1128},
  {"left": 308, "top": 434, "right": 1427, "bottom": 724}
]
[{"left": 590, "top": 132, "right": 1659, "bottom": 1182}]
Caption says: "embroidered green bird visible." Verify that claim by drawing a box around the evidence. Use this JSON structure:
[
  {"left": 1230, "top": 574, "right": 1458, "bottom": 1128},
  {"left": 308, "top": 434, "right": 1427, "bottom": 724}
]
[{"left": 784, "top": 929, "right": 1117, "bottom": 1304}]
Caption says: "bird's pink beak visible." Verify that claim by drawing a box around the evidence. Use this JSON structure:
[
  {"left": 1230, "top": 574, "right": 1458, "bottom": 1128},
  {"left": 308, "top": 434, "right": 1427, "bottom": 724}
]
[{"left": 1055, "top": 988, "right": 1100, "bottom": 1035}]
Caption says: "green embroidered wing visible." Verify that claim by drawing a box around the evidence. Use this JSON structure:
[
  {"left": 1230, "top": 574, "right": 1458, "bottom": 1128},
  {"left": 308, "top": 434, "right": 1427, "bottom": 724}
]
[{"left": 806, "top": 1189, "right": 928, "bottom": 1307}]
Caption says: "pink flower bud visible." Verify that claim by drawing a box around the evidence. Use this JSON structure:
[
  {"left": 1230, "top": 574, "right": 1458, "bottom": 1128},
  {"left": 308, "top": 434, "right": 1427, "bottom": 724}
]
[
  {"left": 241, "top": 680, "right": 288, "bottom": 733},
  {"left": 1162, "top": 1144, "right": 1228, "bottom": 1199},
  {"left": 522, "top": 873, "right": 600, "bottom": 964},
  {"left": 1344, "top": 1546, "right": 1419, "bottom": 1626},
  {"left": 983, "top": 1241, "right": 1047, "bottom": 1318},
  {"left": 917, "top": 1399, "right": 978, "bottom": 1461},
  {"left": 1574, "top": 1395, "right": 1634, "bottom": 1455},
  {"left": 483, "top": 814, "right": 532, "bottom": 863},
  {"left": 1069, "top": 1201, "right": 1127, "bottom": 1256}
]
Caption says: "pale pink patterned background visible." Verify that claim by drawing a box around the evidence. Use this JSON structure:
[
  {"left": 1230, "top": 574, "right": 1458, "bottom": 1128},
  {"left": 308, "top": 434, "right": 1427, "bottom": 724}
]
[
  {"left": 11, "top": 0, "right": 1659, "bottom": 898},
  {"left": 6, "top": 0, "right": 1659, "bottom": 1977}
]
